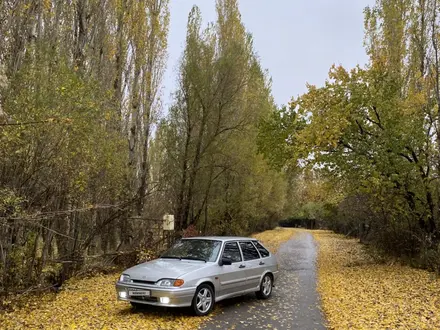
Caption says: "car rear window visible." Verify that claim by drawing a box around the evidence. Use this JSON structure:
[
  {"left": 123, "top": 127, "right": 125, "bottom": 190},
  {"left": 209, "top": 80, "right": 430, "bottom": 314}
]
[
  {"left": 222, "top": 242, "right": 242, "bottom": 262},
  {"left": 253, "top": 241, "right": 270, "bottom": 258},
  {"left": 239, "top": 241, "right": 260, "bottom": 260}
]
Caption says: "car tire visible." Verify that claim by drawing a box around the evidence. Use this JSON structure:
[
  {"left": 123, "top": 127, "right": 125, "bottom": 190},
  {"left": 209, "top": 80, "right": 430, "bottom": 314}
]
[
  {"left": 192, "top": 284, "right": 215, "bottom": 316},
  {"left": 256, "top": 273, "right": 272, "bottom": 299}
]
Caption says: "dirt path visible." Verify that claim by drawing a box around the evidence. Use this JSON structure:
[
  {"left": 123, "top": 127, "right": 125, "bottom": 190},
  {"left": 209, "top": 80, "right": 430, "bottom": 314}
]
[{"left": 200, "top": 232, "right": 326, "bottom": 329}]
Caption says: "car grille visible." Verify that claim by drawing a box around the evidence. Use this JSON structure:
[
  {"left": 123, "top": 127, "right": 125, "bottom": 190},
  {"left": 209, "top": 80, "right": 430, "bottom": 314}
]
[
  {"left": 131, "top": 296, "right": 158, "bottom": 303},
  {"left": 132, "top": 279, "right": 155, "bottom": 285}
]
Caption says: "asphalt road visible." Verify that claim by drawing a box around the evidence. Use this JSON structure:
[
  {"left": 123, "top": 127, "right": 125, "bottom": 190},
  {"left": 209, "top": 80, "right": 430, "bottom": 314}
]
[{"left": 200, "top": 232, "right": 327, "bottom": 330}]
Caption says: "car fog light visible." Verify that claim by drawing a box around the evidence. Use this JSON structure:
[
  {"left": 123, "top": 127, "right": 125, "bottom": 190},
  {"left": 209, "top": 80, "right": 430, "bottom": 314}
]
[
  {"left": 160, "top": 297, "right": 170, "bottom": 304},
  {"left": 119, "top": 291, "right": 127, "bottom": 299}
]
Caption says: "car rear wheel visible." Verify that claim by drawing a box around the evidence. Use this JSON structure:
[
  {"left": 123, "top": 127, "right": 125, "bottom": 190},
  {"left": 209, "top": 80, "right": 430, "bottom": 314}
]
[
  {"left": 192, "top": 284, "right": 214, "bottom": 316},
  {"left": 256, "top": 274, "right": 272, "bottom": 299}
]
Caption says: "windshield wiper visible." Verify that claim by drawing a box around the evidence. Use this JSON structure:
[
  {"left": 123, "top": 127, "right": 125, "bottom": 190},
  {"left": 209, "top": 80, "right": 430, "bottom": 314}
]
[
  {"left": 181, "top": 256, "right": 207, "bottom": 262},
  {"left": 161, "top": 256, "right": 182, "bottom": 260}
]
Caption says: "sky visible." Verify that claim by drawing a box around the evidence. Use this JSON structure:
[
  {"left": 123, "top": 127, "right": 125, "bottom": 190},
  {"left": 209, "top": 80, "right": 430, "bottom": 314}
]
[{"left": 163, "top": 0, "right": 376, "bottom": 108}]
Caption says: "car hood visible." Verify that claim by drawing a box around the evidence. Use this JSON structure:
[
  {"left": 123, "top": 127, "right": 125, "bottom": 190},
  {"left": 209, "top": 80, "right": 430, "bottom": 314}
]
[{"left": 124, "top": 258, "right": 209, "bottom": 282}]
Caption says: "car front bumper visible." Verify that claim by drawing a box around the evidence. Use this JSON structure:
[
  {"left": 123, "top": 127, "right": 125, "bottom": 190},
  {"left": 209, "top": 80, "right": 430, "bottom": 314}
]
[{"left": 115, "top": 281, "right": 196, "bottom": 307}]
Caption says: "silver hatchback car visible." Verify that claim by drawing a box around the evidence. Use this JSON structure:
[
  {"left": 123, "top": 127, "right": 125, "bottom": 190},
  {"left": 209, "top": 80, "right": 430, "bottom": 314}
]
[{"left": 115, "top": 236, "right": 279, "bottom": 315}]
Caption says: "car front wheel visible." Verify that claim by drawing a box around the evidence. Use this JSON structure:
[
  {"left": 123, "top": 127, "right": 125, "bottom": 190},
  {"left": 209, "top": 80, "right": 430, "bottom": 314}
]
[
  {"left": 256, "top": 274, "right": 272, "bottom": 299},
  {"left": 192, "top": 284, "right": 214, "bottom": 316}
]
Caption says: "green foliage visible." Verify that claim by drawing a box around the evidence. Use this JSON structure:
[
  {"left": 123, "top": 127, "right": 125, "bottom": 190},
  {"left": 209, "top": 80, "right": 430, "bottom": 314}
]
[
  {"left": 257, "top": 104, "right": 305, "bottom": 170},
  {"left": 294, "top": 58, "right": 437, "bottom": 241},
  {"left": 0, "top": 188, "right": 24, "bottom": 217},
  {"left": 2, "top": 58, "right": 127, "bottom": 200}
]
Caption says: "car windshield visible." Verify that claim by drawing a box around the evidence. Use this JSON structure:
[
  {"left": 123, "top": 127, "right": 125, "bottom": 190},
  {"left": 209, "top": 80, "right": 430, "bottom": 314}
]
[{"left": 161, "top": 239, "right": 222, "bottom": 262}]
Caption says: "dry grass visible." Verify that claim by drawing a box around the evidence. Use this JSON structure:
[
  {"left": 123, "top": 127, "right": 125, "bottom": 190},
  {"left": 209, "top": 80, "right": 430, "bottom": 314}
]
[{"left": 313, "top": 230, "right": 440, "bottom": 330}]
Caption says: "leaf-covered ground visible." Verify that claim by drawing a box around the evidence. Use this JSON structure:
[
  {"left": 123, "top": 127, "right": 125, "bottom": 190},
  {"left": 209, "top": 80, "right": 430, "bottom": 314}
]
[
  {"left": 0, "top": 273, "right": 209, "bottom": 330},
  {"left": 313, "top": 231, "right": 440, "bottom": 330},
  {"left": 252, "top": 227, "right": 297, "bottom": 253},
  {"left": 0, "top": 228, "right": 296, "bottom": 329}
]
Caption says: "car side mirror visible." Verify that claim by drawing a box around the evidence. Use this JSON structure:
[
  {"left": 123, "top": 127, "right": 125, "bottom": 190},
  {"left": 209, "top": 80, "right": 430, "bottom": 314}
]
[{"left": 220, "top": 257, "right": 232, "bottom": 266}]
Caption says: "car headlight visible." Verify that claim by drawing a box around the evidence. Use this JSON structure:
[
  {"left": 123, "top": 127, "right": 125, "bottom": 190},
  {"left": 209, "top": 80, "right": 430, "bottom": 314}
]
[
  {"left": 156, "top": 279, "right": 184, "bottom": 287},
  {"left": 119, "top": 274, "right": 131, "bottom": 283}
]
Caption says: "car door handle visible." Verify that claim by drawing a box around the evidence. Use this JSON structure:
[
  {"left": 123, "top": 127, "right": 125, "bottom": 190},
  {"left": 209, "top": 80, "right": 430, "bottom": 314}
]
[
  {"left": 259, "top": 261, "right": 265, "bottom": 265},
  {"left": 239, "top": 264, "right": 246, "bottom": 268}
]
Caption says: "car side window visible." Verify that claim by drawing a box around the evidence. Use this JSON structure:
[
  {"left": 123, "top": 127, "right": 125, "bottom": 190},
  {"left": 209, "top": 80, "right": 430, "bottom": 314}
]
[
  {"left": 222, "top": 242, "right": 242, "bottom": 263},
  {"left": 239, "top": 241, "right": 260, "bottom": 261},
  {"left": 253, "top": 241, "right": 270, "bottom": 258}
]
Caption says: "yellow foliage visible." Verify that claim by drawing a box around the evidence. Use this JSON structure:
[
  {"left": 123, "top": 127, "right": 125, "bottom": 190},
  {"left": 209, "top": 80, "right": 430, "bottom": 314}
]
[{"left": 313, "top": 231, "right": 440, "bottom": 330}]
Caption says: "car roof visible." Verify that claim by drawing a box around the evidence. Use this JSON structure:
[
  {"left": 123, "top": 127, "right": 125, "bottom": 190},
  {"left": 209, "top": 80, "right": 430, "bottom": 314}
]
[{"left": 183, "top": 236, "right": 256, "bottom": 242}]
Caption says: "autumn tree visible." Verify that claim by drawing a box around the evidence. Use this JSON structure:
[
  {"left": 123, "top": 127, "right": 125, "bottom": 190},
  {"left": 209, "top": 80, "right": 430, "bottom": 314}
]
[
  {"left": 0, "top": 0, "right": 170, "bottom": 291},
  {"left": 258, "top": 0, "right": 440, "bottom": 267},
  {"left": 159, "top": 0, "right": 286, "bottom": 234}
]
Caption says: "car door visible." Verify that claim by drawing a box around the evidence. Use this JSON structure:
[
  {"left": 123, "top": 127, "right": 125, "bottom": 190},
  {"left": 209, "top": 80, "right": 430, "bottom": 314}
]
[
  {"left": 239, "top": 241, "right": 264, "bottom": 290},
  {"left": 217, "top": 241, "right": 247, "bottom": 297}
]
